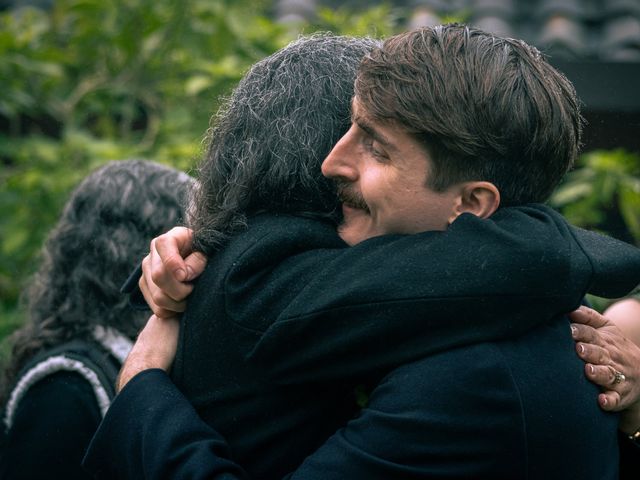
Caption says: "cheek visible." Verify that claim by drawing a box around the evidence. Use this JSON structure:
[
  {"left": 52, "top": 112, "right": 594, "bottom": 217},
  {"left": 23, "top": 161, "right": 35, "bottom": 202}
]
[{"left": 360, "top": 169, "right": 399, "bottom": 209}]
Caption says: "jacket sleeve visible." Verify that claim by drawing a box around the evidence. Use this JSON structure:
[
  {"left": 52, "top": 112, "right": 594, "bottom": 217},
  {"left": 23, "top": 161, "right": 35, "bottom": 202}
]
[
  {"left": 82, "top": 369, "right": 249, "bottom": 480},
  {"left": 238, "top": 205, "right": 640, "bottom": 384}
]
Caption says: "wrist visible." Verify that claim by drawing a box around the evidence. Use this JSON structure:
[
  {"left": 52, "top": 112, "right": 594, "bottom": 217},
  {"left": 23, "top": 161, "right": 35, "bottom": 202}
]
[{"left": 117, "top": 357, "right": 163, "bottom": 393}]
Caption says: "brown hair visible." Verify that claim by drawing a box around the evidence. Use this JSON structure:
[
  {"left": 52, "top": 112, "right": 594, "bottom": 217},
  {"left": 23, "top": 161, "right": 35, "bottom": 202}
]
[{"left": 355, "top": 24, "right": 583, "bottom": 205}]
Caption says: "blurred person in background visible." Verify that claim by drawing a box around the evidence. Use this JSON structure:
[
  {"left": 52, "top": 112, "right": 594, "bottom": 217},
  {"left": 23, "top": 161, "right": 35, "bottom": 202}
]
[{"left": 0, "top": 159, "right": 191, "bottom": 480}]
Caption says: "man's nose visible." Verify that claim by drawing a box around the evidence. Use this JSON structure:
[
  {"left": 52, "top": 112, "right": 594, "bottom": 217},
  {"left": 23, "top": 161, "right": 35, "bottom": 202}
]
[{"left": 321, "top": 125, "right": 358, "bottom": 181}]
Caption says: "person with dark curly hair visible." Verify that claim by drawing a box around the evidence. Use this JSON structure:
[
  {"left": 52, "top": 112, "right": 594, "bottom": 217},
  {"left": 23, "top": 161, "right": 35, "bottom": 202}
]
[{"left": 0, "top": 160, "right": 191, "bottom": 480}]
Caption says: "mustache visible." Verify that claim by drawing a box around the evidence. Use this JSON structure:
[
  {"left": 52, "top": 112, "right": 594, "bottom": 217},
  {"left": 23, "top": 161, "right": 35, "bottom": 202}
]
[{"left": 335, "top": 181, "right": 369, "bottom": 212}]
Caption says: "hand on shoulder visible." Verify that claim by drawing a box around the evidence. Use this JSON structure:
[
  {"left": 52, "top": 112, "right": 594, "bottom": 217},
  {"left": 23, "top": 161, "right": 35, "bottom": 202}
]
[
  {"left": 570, "top": 303, "right": 640, "bottom": 436},
  {"left": 139, "top": 227, "right": 207, "bottom": 318}
]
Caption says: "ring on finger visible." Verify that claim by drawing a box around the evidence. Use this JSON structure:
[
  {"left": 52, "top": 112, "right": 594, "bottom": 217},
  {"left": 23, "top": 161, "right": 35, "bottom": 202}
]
[{"left": 613, "top": 370, "right": 626, "bottom": 385}]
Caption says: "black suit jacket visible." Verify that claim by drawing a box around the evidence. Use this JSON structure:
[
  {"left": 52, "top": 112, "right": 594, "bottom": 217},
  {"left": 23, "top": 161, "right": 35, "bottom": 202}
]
[
  {"left": 85, "top": 205, "right": 640, "bottom": 479},
  {"left": 86, "top": 319, "right": 625, "bottom": 479}
]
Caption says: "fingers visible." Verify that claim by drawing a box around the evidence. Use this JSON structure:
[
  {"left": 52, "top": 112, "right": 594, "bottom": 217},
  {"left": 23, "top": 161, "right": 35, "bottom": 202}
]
[
  {"left": 137, "top": 226, "right": 205, "bottom": 319},
  {"left": 575, "top": 341, "right": 611, "bottom": 366},
  {"left": 148, "top": 239, "right": 194, "bottom": 302},
  {"left": 598, "top": 391, "right": 622, "bottom": 411},
  {"left": 154, "top": 227, "right": 196, "bottom": 282},
  {"left": 183, "top": 250, "right": 207, "bottom": 281},
  {"left": 568, "top": 305, "right": 610, "bottom": 328},
  {"left": 584, "top": 363, "right": 619, "bottom": 388},
  {"left": 584, "top": 361, "right": 637, "bottom": 411},
  {"left": 570, "top": 305, "right": 640, "bottom": 414},
  {"left": 139, "top": 260, "right": 188, "bottom": 318},
  {"left": 585, "top": 366, "right": 632, "bottom": 412},
  {"left": 570, "top": 323, "right": 599, "bottom": 345},
  {"left": 150, "top": 227, "right": 204, "bottom": 297}
]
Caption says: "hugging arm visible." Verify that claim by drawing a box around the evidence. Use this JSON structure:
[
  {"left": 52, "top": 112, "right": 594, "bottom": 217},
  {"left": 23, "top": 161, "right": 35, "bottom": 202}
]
[
  {"left": 135, "top": 206, "right": 640, "bottom": 384},
  {"left": 84, "top": 361, "right": 509, "bottom": 480},
  {"left": 83, "top": 370, "right": 249, "bottom": 480},
  {"left": 116, "top": 314, "right": 180, "bottom": 392},
  {"left": 85, "top": 324, "right": 624, "bottom": 480},
  {"left": 83, "top": 361, "right": 520, "bottom": 480},
  {"left": 245, "top": 207, "right": 640, "bottom": 383}
]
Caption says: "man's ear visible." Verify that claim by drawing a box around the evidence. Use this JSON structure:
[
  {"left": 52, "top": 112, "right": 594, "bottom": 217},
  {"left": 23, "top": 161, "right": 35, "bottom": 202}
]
[{"left": 448, "top": 181, "right": 500, "bottom": 224}]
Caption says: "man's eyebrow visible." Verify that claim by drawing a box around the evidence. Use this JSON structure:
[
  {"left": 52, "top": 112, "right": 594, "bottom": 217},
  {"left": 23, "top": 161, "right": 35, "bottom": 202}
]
[{"left": 353, "top": 115, "right": 393, "bottom": 149}]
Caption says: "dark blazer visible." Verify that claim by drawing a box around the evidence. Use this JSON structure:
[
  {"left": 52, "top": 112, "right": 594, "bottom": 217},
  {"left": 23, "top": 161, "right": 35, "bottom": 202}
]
[
  {"left": 85, "top": 319, "right": 623, "bottom": 479},
  {"left": 85, "top": 205, "right": 640, "bottom": 479},
  {"left": 291, "top": 319, "right": 619, "bottom": 479}
]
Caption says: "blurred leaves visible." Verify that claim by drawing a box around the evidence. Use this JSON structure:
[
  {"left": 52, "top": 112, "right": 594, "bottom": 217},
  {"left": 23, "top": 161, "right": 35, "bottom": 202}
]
[
  {"left": 0, "top": 0, "right": 292, "bottom": 318},
  {"left": 551, "top": 149, "right": 640, "bottom": 310},
  {"left": 551, "top": 149, "right": 640, "bottom": 244},
  {"left": 1, "top": 0, "right": 638, "bottom": 332},
  {"left": 0, "top": 0, "right": 404, "bottom": 331},
  {"left": 311, "top": 3, "right": 398, "bottom": 38}
]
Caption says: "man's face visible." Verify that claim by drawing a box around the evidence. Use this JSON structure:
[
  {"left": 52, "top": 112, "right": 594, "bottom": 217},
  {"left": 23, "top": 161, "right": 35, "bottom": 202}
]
[{"left": 321, "top": 98, "right": 461, "bottom": 246}]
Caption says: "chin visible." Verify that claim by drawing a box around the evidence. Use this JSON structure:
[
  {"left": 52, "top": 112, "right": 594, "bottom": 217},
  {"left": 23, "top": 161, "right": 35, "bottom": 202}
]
[{"left": 337, "top": 225, "right": 361, "bottom": 247}]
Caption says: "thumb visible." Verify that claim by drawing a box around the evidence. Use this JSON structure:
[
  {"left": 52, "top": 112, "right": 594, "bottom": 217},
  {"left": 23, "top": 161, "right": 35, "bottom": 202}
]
[{"left": 183, "top": 251, "right": 207, "bottom": 282}]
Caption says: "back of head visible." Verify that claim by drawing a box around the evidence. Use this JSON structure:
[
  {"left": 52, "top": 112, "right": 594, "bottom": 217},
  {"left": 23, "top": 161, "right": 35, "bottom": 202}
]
[
  {"left": 2, "top": 160, "right": 191, "bottom": 396},
  {"left": 191, "top": 33, "right": 379, "bottom": 255},
  {"left": 355, "top": 24, "right": 582, "bottom": 205}
]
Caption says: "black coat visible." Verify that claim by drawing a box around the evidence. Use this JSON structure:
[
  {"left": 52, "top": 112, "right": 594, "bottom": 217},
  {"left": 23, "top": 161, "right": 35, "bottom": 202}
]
[{"left": 85, "top": 205, "right": 640, "bottom": 479}]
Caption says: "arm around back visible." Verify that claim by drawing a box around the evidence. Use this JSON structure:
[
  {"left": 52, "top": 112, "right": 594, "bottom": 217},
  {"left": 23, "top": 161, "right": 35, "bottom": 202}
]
[
  {"left": 243, "top": 206, "right": 640, "bottom": 384},
  {"left": 83, "top": 369, "right": 248, "bottom": 480}
]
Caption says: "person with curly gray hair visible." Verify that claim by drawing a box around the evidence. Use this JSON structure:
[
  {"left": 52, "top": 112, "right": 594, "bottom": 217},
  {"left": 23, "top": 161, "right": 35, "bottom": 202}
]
[{"left": 0, "top": 160, "right": 191, "bottom": 480}]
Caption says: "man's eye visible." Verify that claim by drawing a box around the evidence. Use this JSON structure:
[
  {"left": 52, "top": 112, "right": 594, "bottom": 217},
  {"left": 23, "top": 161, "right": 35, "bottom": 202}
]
[{"left": 363, "top": 138, "right": 387, "bottom": 160}]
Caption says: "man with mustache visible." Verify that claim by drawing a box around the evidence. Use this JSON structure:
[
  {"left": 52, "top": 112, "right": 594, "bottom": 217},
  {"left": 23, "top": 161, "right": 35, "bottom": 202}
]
[{"left": 86, "top": 26, "right": 640, "bottom": 479}]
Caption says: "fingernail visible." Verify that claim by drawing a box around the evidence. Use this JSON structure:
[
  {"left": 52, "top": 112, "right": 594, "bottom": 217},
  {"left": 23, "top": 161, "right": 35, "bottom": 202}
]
[
  {"left": 589, "top": 365, "right": 595, "bottom": 375},
  {"left": 185, "top": 265, "right": 195, "bottom": 281},
  {"left": 174, "top": 268, "right": 186, "bottom": 281},
  {"left": 570, "top": 325, "right": 577, "bottom": 338},
  {"left": 578, "top": 343, "right": 585, "bottom": 355},
  {"left": 601, "top": 396, "right": 608, "bottom": 407}
]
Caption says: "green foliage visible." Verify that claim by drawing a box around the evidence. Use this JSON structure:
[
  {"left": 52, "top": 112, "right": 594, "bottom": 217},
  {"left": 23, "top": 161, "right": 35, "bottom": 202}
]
[
  {"left": 0, "top": 0, "right": 404, "bottom": 337},
  {"left": 551, "top": 149, "right": 640, "bottom": 245},
  {"left": 0, "top": 0, "right": 291, "bottom": 313},
  {"left": 1, "top": 0, "right": 638, "bottom": 338},
  {"left": 310, "top": 3, "right": 400, "bottom": 38},
  {"left": 551, "top": 149, "right": 640, "bottom": 309},
  {"left": 0, "top": 303, "right": 22, "bottom": 366}
]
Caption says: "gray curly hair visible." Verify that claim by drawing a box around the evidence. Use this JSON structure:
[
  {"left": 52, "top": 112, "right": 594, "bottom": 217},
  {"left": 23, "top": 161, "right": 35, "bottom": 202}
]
[
  {"left": 190, "top": 33, "right": 379, "bottom": 255},
  {"left": 2, "top": 160, "right": 192, "bottom": 398}
]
